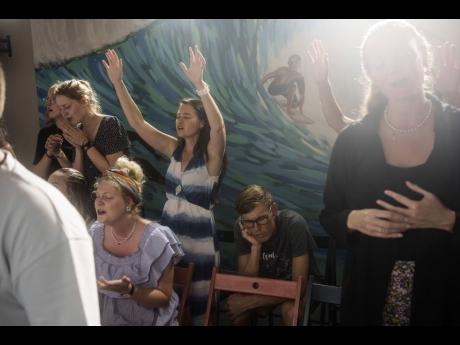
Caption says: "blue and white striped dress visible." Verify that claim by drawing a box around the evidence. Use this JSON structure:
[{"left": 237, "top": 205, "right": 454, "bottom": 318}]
[{"left": 161, "top": 145, "right": 220, "bottom": 325}]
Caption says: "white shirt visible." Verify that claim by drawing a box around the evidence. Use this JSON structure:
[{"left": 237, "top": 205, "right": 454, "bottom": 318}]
[{"left": 0, "top": 150, "right": 100, "bottom": 325}]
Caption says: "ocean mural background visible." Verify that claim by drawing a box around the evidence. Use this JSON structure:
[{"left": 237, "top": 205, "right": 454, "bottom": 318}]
[{"left": 35, "top": 19, "right": 341, "bottom": 271}]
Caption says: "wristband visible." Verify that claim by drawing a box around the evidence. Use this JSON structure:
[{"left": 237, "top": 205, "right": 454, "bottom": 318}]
[
  {"left": 196, "top": 82, "right": 210, "bottom": 97},
  {"left": 81, "top": 141, "right": 93, "bottom": 152}
]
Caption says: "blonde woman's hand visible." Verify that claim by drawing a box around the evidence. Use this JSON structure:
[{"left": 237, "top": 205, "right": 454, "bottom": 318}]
[
  {"left": 97, "top": 275, "right": 133, "bottom": 295},
  {"left": 61, "top": 125, "right": 88, "bottom": 148}
]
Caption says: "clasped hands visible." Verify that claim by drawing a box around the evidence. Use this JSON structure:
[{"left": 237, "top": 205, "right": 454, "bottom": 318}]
[
  {"left": 347, "top": 181, "right": 455, "bottom": 238},
  {"left": 56, "top": 116, "right": 88, "bottom": 148}
]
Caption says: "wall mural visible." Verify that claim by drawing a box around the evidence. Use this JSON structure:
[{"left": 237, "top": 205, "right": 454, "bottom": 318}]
[{"left": 35, "top": 19, "right": 335, "bottom": 270}]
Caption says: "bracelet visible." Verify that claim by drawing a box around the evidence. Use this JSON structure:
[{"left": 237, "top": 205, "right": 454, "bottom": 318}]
[
  {"left": 196, "top": 82, "right": 210, "bottom": 97},
  {"left": 128, "top": 283, "right": 136, "bottom": 296},
  {"left": 81, "top": 141, "right": 93, "bottom": 152}
]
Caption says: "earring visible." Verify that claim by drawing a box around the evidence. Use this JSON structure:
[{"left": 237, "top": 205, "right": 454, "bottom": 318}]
[{"left": 126, "top": 206, "right": 132, "bottom": 212}]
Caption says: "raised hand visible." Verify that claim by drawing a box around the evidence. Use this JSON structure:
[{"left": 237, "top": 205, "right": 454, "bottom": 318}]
[
  {"left": 347, "top": 208, "right": 408, "bottom": 239},
  {"left": 102, "top": 49, "right": 123, "bottom": 85},
  {"left": 307, "top": 39, "right": 329, "bottom": 84},
  {"left": 433, "top": 42, "right": 460, "bottom": 98},
  {"left": 179, "top": 46, "right": 206, "bottom": 88},
  {"left": 376, "top": 181, "right": 456, "bottom": 232}
]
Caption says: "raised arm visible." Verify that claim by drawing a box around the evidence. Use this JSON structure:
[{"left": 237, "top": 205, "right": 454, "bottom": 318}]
[
  {"left": 103, "top": 49, "right": 177, "bottom": 158},
  {"left": 308, "top": 39, "right": 353, "bottom": 133},
  {"left": 179, "top": 46, "right": 226, "bottom": 176},
  {"left": 434, "top": 42, "right": 460, "bottom": 108}
]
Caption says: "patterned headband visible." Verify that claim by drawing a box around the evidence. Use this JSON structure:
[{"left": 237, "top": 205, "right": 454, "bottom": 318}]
[{"left": 105, "top": 168, "right": 142, "bottom": 204}]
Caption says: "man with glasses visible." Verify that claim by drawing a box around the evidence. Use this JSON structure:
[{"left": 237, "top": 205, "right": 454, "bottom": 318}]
[{"left": 223, "top": 185, "right": 319, "bottom": 325}]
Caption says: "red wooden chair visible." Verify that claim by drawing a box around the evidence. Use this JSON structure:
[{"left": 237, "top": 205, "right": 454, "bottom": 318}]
[{"left": 204, "top": 266, "right": 303, "bottom": 326}]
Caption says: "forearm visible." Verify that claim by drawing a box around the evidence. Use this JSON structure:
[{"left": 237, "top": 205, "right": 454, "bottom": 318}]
[
  {"left": 246, "top": 295, "right": 288, "bottom": 309},
  {"left": 196, "top": 82, "right": 225, "bottom": 133},
  {"left": 72, "top": 148, "right": 84, "bottom": 173},
  {"left": 85, "top": 147, "right": 111, "bottom": 173},
  {"left": 131, "top": 286, "right": 171, "bottom": 309},
  {"left": 32, "top": 155, "right": 52, "bottom": 179},
  {"left": 317, "top": 81, "right": 350, "bottom": 133},
  {"left": 55, "top": 150, "right": 72, "bottom": 168},
  {"left": 112, "top": 80, "right": 147, "bottom": 130},
  {"left": 112, "top": 80, "right": 175, "bottom": 157},
  {"left": 239, "top": 246, "right": 261, "bottom": 276}
]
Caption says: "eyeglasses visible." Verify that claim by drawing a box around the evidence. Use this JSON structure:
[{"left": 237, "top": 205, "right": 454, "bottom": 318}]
[{"left": 239, "top": 205, "right": 273, "bottom": 230}]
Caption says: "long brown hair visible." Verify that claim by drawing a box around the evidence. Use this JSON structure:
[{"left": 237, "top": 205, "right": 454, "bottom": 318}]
[
  {"left": 359, "top": 20, "right": 433, "bottom": 116},
  {"left": 177, "top": 98, "right": 227, "bottom": 198}
]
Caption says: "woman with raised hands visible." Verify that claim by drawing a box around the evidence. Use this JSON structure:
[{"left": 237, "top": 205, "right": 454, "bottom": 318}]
[{"left": 103, "top": 46, "right": 226, "bottom": 325}]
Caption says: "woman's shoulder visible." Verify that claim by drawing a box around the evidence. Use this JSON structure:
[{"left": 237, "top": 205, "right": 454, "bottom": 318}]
[
  {"left": 99, "top": 114, "right": 121, "bottom": 123},
  {"left": 140, "top": 221, "right": 184, "bottom": 264},
  {"left": 88, "top": 220, "right": 104, "bottom": 238},
  {"left": 144, "top": 221, "right": 179, "bottom": 243},
  {"left": 335, "top": 118, "right": 371, "bottom": 148}
]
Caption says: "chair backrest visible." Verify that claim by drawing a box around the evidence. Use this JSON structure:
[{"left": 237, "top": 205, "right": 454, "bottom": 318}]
[
  {"left": 303, "top": 277, "right": 342, "bottom": 326},
  {"left": 204, "top": 267, "right": 303, "bottom": 326},
  {"left": 174, "top": 262, "right": 194, "bottom": 326}
]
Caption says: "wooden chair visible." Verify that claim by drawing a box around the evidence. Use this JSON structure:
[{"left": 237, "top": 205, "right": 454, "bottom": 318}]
[
  {"left": 174, "top": 262, "right": 194, "bottom": 326},
  {"left": 302, "top": 276, "right": 342, "bottom": 326},
  {"left": 204, "top": 267, "right": 304, "bottom": 326}
]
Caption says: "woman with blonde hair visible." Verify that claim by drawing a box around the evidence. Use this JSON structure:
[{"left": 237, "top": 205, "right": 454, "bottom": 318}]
[
  {"left": 89, "top": 156, "right": 184, "bottom": 325},
  {"left": 54, "top": 79, "right": 130, "bottom": 188}
]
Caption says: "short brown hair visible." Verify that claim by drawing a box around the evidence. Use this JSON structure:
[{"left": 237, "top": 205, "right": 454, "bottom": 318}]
[{"left": 235, "top": 185, "right": 273, "bottom": 215}]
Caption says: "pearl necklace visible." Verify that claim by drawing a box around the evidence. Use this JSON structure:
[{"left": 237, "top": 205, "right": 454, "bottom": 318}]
[
  {"left": 384, "top": 101, "right": 432, "bottom": 140},
  {"left": 110, "top": 220, "right": 137, "bottom": 245}
]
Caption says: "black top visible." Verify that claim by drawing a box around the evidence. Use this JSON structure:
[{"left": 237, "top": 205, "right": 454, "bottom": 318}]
[
  {"left": 319, "top": 94, "right": 460, "bottom": 325},
  {"left": 234, "top": 209, "right": 320, "bottom": 280},
  {"left": 33, "top": 123, "right": 75, "bottom": 177},
  {"left": 84, "top": 115, "right": 130, "bottom": 188}
]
